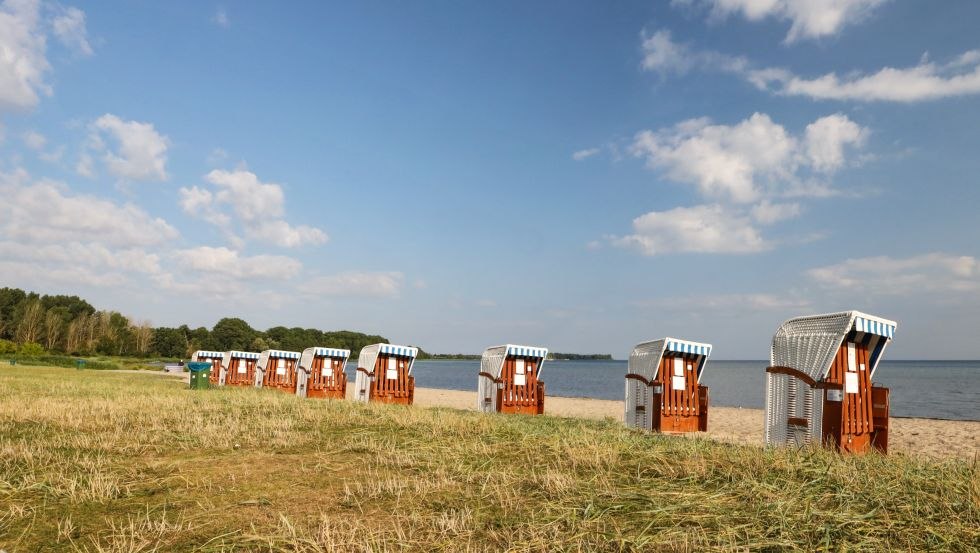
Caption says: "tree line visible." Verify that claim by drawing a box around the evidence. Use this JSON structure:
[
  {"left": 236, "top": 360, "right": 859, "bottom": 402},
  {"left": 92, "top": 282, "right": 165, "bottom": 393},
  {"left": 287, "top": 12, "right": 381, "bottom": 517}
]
[{"left": 0, "top": 287, "right": 390, "bottom": 359}]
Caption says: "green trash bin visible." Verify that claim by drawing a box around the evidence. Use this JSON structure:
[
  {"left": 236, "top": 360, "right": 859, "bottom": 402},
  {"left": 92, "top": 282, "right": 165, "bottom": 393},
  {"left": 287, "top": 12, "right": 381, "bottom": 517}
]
[
  {"left": 75, "top": 359, "right": 85, "bottom": 370},
  {"left": 188, "top": 362, "right": 212, "bottom": 390}
]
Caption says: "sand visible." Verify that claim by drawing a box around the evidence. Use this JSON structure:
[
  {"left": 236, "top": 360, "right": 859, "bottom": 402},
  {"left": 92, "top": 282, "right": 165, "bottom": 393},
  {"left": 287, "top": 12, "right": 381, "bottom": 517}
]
[
  {"left": 412, "top": 387, "right": 980, "bottom": 460},
  {"left": 145, "top": 370, "right": 978, "bottom": 460}
]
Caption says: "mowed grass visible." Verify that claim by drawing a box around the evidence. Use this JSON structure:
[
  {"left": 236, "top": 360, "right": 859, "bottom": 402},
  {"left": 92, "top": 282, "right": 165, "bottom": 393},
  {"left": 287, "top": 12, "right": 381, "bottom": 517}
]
[{"left": 0, "top": 367, "right": 977, "bottom": 552}]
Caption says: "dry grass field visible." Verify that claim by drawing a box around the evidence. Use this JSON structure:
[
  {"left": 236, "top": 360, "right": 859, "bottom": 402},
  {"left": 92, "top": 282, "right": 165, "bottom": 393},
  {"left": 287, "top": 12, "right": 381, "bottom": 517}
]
[{"left": 0, "top": 366, "right": 977, "bottom": 551}]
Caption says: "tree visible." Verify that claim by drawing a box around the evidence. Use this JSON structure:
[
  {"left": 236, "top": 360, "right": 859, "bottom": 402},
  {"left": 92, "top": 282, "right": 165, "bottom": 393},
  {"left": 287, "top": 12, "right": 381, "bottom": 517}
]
[
  {"left": 66, "top": 315, "right": 86, "bottom": 353},
  {"left": 211, "top": 318, "right": 255, "bottom": 351},
  {"left": 250, "top": 336, "right": 270, "bottom": 352},
  {"left": 0, "top": 287, "right": 27, "bottom": 340},
  {"left": 16, "top": 299, "right": 44, "bottom": 344},
  {"left": 132, "top": 319, "right": 153, "bottom": 356},
  {"left": 84, "top": 312, "right": 100, "bottom": 352},
  {"left": 44, "top": 308, "right": 67, "bottom": 351},
  {"left": 153, "top": 327, "right": 188, "bottom": 358}
]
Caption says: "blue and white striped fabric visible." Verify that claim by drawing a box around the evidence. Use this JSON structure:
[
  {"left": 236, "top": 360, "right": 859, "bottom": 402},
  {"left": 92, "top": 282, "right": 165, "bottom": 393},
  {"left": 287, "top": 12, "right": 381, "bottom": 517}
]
[
  {"left": 230, "top": 351, "right": 260, "bottom": 360},
  {"left": 665, "top": 339, "right": 712, "bottom": 357},
  {"left": 854, "top": 316, "right": 896, "bottom": 339},
  {"left": 195, "top": 350, "right": 224, "bottom": 358},
  {"left": 269, "top": 350, "right": 300, "bottom": 359},
  {"left": 506, "top": 345, "right": 548, "bottom": 358},
  {"left": 379, "top": 344, "right": 418, "bottom": 358},
  {"left": 314, "top": 347, "right": 350, "bottom": 358}
]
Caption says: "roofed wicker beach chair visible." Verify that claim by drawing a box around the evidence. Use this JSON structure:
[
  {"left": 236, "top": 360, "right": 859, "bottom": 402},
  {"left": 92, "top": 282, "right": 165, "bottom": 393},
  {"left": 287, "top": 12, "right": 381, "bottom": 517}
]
[
  {"left": 478, "top": 344, "right": 548, "bottom": 415},
  {"left": 353, "top": 344, "right": 418, "bottom": 405},
  {"left": 765, "top": 311, "right": 897, "bottom": 454},
  {"left": 625, "top": 338, "right": 712, "bottom": 433},
  {"left": 254, "top": 349, "right": 301, "bottom": 393},
  {"left": 296, "top": 347, "right": 350, "bottom": 399},
  {"left": 220, "top": 350, "right": 260, "bottom": 387}
]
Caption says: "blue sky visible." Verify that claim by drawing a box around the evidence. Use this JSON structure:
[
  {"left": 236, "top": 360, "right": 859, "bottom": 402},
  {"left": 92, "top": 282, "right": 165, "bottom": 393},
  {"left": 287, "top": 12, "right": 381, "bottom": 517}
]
[{"left": 1, "top": 0, "right": 978, "bottom": 358}]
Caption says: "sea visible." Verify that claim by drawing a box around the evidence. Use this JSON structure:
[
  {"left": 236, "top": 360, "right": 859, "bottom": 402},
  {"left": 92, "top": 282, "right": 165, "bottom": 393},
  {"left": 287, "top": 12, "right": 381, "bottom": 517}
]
[{"left": 375, "top": 359, "right": 979, "bottom": 421}]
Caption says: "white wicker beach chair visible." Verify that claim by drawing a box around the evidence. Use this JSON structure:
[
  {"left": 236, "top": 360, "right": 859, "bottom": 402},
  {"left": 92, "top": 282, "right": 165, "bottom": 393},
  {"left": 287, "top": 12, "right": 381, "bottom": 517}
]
[
  {"left": 297, "top": 347, "right": 350, "bottom": 399},
  {"left": 254, "top": 349, "right": 301, "bottom": 392},
  {"left": 765, "top": 311, "right": 896, "bottom": 453},
  {"left": 625, "top": 338, "right": 712, "bottom": 432},
  {"left": 478, "top": 345, "right": 548, "bottom": 414},
  {"left": 353, "top": 344, "right": 418, "bottom": 404}
]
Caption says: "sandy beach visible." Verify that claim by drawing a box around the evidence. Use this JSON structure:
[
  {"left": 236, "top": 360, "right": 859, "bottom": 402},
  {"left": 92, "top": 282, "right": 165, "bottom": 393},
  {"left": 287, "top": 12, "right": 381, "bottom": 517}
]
[{"left": 411, "top": 387, "right": 979, "bottom": 460}]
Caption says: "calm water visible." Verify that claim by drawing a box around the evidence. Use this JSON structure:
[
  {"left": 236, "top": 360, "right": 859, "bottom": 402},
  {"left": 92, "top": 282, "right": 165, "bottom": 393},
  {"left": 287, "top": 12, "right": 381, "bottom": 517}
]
[{"left": 348, "top": 359, "right": 979, "bottom": 421}]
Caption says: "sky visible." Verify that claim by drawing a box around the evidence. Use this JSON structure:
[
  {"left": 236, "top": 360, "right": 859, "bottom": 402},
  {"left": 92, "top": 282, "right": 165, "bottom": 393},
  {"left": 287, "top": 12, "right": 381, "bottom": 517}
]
[{"left": 1, "top": 0, "right": 978, "bottom": 359}]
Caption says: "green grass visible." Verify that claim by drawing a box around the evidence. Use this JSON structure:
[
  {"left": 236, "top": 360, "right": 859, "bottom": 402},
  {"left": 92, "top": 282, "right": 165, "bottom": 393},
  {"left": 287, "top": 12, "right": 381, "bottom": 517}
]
[
  {"left": 5, "top": 355, "right": 121, "bottom": 370},
  {"left": 4, "top": 355, "right": 184, "bottom": 372},
  {"left": 0, "top": 366, "right": 976, "bottom": 551}
]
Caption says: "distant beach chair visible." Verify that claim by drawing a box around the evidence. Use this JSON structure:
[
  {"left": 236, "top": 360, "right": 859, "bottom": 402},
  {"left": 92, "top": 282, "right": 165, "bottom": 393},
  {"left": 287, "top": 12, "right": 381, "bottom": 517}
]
[
  {"left": 296, "top": 347, "right": 350, "bottom": 399},
  {"left": 220, "top": 350, "right": 260, "bottom": 387},
  {"left": 478, "top": 345, "right": 548, "bottom": 415},
  {"left": 765, "top": 311, "right": 896, "bottom": 454},
  {"left": 191, "top": 350, "right": 224, "bottom": 384},
  {"left": 254, "top": 349, "right": 301, "bottom": 393},
  {"left": 353, "top": 344, "right": 417, "bottom": 405},
  {"left": 625, "top": 338, "right": 711, "bottom": 433}
]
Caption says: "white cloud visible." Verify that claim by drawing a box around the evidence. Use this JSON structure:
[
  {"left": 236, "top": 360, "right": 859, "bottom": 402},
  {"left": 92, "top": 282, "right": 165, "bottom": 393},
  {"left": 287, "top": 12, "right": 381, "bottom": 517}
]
[
  {"left": 301, "top": 271, "right": 404, "bottom": 299},
  {"left": 172, "top": 246, "right": 301, "bottom": 281},
  {"left": 631, "top": 113, "right": 865, "bottom": 203},
  {"left": 205, "top": 169, "right": 284, "bottom": 219},
  {"left": 610, "top": 204, "right": 769, "bottom": 255},
  {"left": 641, "top": 29, "right": 695, "bottom": 73},
  {"left": 0, "top": 0, "right": 50, "bottom": 111},
  {"left": 752, "top": 51, "right": 980, "bottom": 102},
  {"left": 809, "top": 253, "right": 979, "bottom": 295},
  {"left": 0, "top": 168, "right": 178, "bottom": 247},
  {"left": 51, "top": 4, "right": 92, "bottom": 56},
  {"left": 641, "top": 30, "right": 980, "bottom": 103},
  {"left": 613, "top": 112, "right": 867, "bottom": 256},
  {"left": 22, "top": 129, "right": 45, "bottom": 149},
  {"left": 178, "top": 185, "right": 214, "bottom": 213},
  {"left": 75, "top": 152, "right": 94, "bottom": 177},
  {"left": 181, "top": 169, "right": 328, "bottom": 248},
  {"left": 572, "top": 148, "right": 600, "bottom": 161},
  {"left": 803, "top": 113, "right": 868, "bottom": 171},
  {"left": 90, "top": 114, "right": 170, "bottom": 181},
  {"left": 251, "top": 220, "right": 329, "bottom": 248},
  {"left": 750, "top": 199, "right": 800, "bottom": 224},
  {"left": 22, "top": 130, "right": 63, "bottom": 163},
  {"left": 640, "top": 29, "right": 747, "bottom": 75},
  {"left": 213, "top": 7, "right": 229, "bottom": 28},
  {"left": 0, "top": 259, "right": 130, "bottom": 288},
  {"left": 0, "top": 240, "right": 161, "bottom": 274},
  {"left": 676, "top": 0, "right": 888, "bottom": 43},
  {"left": 0, "top": 167, "right": 178, "bottom": 291},
  {"left": 0, "top": 1, "right": 92, "bottom": 112},
  {"left": 206, "top": 147, "right": 229, "bottom": 165}
]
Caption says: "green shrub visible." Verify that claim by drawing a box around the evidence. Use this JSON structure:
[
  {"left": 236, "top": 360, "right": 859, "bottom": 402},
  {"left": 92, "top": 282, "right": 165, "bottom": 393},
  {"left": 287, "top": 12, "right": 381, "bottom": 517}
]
[
  {"left": 0, "top": 339, "right": 16, "bottom": 355},
  {"left": 17, "top": 342, "right": 45, "bottom": 356}
]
